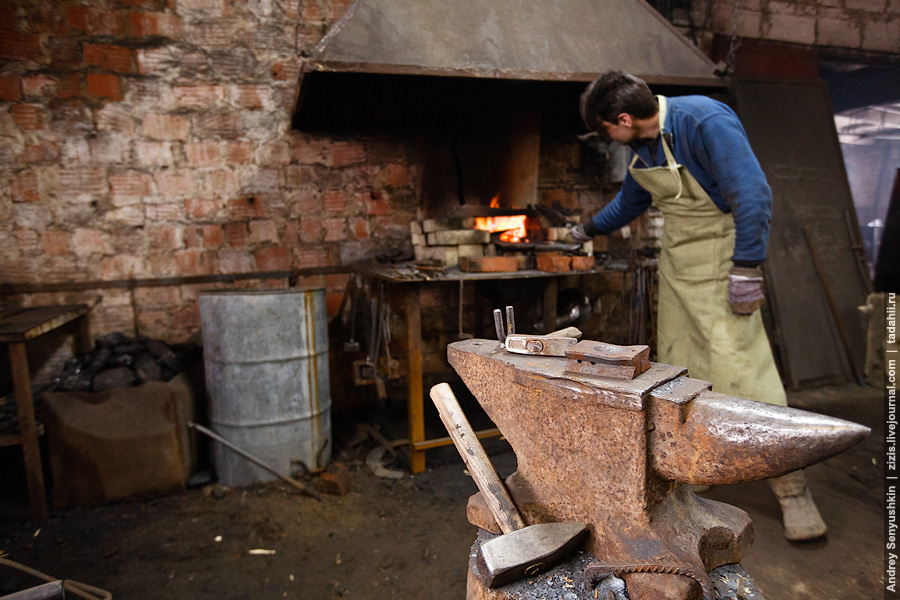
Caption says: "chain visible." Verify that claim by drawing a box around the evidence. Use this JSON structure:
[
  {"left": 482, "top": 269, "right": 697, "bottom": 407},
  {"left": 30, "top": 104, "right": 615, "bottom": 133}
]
[{"left": 584, "top": 563, "right": 714, "bottom": 600}]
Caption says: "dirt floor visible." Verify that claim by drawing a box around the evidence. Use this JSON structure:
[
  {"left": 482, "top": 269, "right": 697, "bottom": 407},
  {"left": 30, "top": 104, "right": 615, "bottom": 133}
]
[{"left": 0, "top": 382, "right": 884, "bottom": 600}]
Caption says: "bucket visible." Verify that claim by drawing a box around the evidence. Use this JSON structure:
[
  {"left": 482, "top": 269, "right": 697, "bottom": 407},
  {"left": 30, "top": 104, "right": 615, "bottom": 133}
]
[{"left": 199, "top": 288, "right": 331, "bottom": 487}]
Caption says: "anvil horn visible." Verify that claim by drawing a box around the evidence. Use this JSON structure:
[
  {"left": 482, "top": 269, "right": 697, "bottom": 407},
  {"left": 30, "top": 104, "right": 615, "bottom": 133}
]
[{"left": 651, "top": 389, "right": 871, "bottom": 485}]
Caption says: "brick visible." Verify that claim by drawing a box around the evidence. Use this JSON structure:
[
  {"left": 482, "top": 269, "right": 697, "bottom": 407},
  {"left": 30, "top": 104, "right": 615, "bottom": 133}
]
[
  {"left": 224, "top": 222, "right": 249, "bottom": 246},
  {"left": 197, "top": 169, "right": 240, "bottom": 197},
  {"left": 300, "top": 216, "right": 322, "bottom": 243},
  {"left": 59, "top": 168, "right": 108, "bottom": 196},
  {"left": 459, "top": 256, "right": 517, "bottom": 273},
  {"left": 291, "top": 190, "right": 321, "bottom": 214},
  {"left": 353, "top": 217, "right": 369, "bottom": 239},
  {"left": 571, "top": 255, "right": 595, "bottom": 271},
  {"left": 385, "top": 163, "right": 412, "bottom": 187},
  {"left": 427, "top": 229, "right": 490, "bottom": 245},
  {"left": 136, "top": 47, "right": 173, "bottom": 76},
  {"left": 323, "top": 218, "right": 347, "bottom": 242},
  {"left": 56, "top": 74, "right": 82, "bottom": 99},
  {"left": 270, "top": 60, "right": 301, "bottom": 81},
  {"left": 11, "top": 104, "right": 49, "bottom": 131},
  {"left": 86, "top": 73, "right": 123, "bottom": 101},
  {"left": 147, "top": 223, "right": 182, "bottom": 249},
  {"left": 330, "top": 141, "right": 365, "bottom": 166},
  {"left": 326, "top": 0, "right": 353, "bottom": 20},
  {"left": 185, "top": 197, "right": 219, "bottom": 219},
  {"left": 174, "top": 249, "right": 209, "bottom": 275},
  {"left": 817, "top": 17, "right": 862, "bottom": 48},
  {"left": 186, "top": 141, "right": 222, "bottom": 167},
  {"left": 96, "top": 104, "right": 136, "bottom": 135},
  {"left": 227, "top": 196, "right": 265, "bottom": 218},
  {"left": 109, "top": 171, "right": 151, "bottom": 200},
  {"left": 281, "top": 221, "right": 299, "bottom": 245},
  {"left": 226, "top": 141, "right": 253, "bottom": 164},
  {"left": 216, "top": 250, "right": 254, "bottom": 273},
  {"left": 249, "top": 219, "right": 278, "bottom": 244},
  {"left": 322, "top": 190, "right": 346, "bottom": 212},
  {"left": 414, "top": 245, "right": 458, "bottom": 267},
  {"left": 101, "top": 254, "right": 149, "bottom": 279},
  {"left": 364, "top": 191, "right": 390, "bottom": 215},
  {"left": 90, "top": 134, "right": 129, "bottom": 165},
  {"left": 241, "top": 169, "right": 281, "bottom": 194},
  {"left": 291, "top": 137, "right": 329, "bottom": 164},
  {"left": 301, "top": 0, "right": 325, "bottom": 23},
  {"left": 863, "top": 18, "right": 900, "bottom": 53},
  {"left": 0, "top": 31, "right": 44, "bottom": 63},
  {"left": 294, "top": 246, "right": 332, "bottom": 269},
  {"left": 11, "top": 172, "right": 40, "bottom": 203},
  {"left": 0, "top": 75, "right": 20, "bottom": 101},
  {"left": 536, "top": 254, "right": 571, "bottom": 272},
  {"left": 190, "top": 21, "right": 232, "bottom": 46},
  {"left": 146, "top": 203, "right": 183, "bottom": 220},
  {"left": 136, "top": 141, "right": 176, "bottom": 166},
  {"left": 15, "top": 229, "right": 41, "bottom": 255},
  {"left": 21, "top": 75, "right": 55, "bottom": 97},
  {"left": 258, "top": 141, "right": 291, "bottom": 166},
  {"left": 458, "top": 244, "right": 484, "bottom": 258},
  {"left": 184, "top": 225, "right": 201, "bottom": 248},
  {"left": 72, "top": 228, "right": 107, "bottom": 256},
  {"left": 155, "top": 169, "right": 193, "bottom": 198},
  {"left": 41, "top": 230, "right": 69, "bottom": 256},
  {"left": 286, "top": 165, "right": 315, "bottom": 186},
  {"left": 104, "top": 206, "right": 145, "bottom": 226},
  {"left": 130, "top": 12, "right": 183, "bottom": 38},
  {"left": 764, "top": 13, "right": 815, "bottom": 45},
  {"left": 193, "top": 112, "right": 242, "bottom": 138},
  {"left": 254, "top": 246, "right": 291, "bottom": 270},
  {"left": 202, "top": 224, "right": 223, "bottom": 248},
  {"left": 142, "top": 113, "right": 189, "bottom": 140},
  {"left": 67, "top": 6, "right": 123, "bottom": 36},
  {"left": 51, "top": 99, "right": 93, "bottom": 134},
  {"left": 230, "top": 84, "right": 267, "bottom": 109},
  {"left": 84, "top": 44, "right": 134, "bottom": 73},
  {"left": 23, "top": 140, "right": 60, "bottom": 163},
  {"left": 174, "top": 85, "right": 224, "bottom": 108}
]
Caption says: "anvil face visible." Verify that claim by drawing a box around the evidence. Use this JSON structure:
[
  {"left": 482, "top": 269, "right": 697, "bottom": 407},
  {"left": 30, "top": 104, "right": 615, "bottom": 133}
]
[{"left": 448, "top": 338, "right": 869, "bottom": 599}]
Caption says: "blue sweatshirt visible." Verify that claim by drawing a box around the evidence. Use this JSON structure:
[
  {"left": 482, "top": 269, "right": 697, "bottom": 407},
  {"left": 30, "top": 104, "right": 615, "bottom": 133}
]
[{"left": 587, "top": 95, "right": 772, "bottom": 264}]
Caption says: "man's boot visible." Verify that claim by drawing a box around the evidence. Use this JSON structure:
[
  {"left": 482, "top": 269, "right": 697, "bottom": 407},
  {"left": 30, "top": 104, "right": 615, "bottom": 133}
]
[{"left": 767, "top": 470, "right": 827, "bottom": 541}]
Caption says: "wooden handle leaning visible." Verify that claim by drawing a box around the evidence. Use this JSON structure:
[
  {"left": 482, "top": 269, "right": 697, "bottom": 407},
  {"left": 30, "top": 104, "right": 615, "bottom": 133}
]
[
  {"left": 429, "top": 383, "right": 525, "bottom": 534},
  {"left": 546, "top": 326, "right": 582, "bottom": 338}
]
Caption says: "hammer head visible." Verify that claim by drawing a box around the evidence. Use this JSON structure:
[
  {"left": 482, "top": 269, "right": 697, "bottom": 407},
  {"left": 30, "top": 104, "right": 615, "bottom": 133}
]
[{"left": 479, "top": 522, "right": 586, "bottom": 588}]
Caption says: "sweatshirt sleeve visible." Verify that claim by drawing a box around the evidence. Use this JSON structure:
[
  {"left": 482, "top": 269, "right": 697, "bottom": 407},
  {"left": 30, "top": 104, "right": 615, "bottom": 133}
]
[
  {"left": 689, "top": 113, "right": 772, "bottom": 264},
  {"left": 586, "top": 171, "right": 653, "bottom": 235}
]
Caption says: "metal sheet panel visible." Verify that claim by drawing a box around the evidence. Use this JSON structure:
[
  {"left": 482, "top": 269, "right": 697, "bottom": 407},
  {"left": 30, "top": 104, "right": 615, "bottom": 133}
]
[{"left": 731, "top": 79, "right": 871, "bottom": 388}]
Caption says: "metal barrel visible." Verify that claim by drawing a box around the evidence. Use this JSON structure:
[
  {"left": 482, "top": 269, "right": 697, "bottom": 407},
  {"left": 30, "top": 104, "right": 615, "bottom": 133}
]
[{"left": 199, "top": 288, "right": 331, "bottom": 487}]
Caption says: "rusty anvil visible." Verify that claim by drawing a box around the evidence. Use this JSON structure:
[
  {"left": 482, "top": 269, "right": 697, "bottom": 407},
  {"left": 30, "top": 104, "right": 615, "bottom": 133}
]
[{"left": 448, "top": 338, "right": 870, "bottom": 600}]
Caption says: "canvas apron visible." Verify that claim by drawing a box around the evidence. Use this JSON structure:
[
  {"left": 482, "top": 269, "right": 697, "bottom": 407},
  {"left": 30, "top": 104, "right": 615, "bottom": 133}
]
[{"left": 628, "top": 97, "right": 786, "bottom": 406}]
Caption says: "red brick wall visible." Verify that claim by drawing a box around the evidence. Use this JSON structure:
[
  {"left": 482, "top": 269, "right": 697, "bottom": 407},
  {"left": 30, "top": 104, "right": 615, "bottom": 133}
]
[{"left": 0, "top": 0, "right": 422, "bottom": 343}]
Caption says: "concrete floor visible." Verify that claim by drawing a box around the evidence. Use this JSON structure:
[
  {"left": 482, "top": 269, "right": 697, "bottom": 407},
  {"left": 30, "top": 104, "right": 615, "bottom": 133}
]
[{"left": 0, "top": 383, "right": 885, "bottom": 599}]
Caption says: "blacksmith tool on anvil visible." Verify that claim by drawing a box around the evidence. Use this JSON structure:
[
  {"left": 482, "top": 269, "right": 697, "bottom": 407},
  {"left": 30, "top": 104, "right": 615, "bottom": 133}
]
[{"left": 448, "top": 308, "right": 869, "bottom": 600}]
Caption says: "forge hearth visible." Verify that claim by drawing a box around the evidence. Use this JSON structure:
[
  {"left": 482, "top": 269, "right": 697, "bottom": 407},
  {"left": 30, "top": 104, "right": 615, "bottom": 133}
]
[{"left": 446, "top": 338, "right": 869, "bottom": 599}]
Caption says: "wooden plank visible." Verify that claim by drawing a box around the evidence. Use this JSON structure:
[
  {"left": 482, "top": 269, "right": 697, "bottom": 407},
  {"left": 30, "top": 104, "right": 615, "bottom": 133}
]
[{"left": 0, "top": 304, "right": 90, "bottom": 342}]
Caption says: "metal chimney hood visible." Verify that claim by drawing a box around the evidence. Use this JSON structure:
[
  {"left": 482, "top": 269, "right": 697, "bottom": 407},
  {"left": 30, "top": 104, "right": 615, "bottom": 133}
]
[{"left": 292, "top": 0, "right": 723, "bottom": 131}]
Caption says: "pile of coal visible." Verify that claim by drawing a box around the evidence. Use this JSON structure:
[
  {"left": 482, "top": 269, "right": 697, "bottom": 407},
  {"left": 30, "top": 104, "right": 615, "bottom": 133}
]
[{"left": 52, "top": 332, "right": 201, "bottom": 393}]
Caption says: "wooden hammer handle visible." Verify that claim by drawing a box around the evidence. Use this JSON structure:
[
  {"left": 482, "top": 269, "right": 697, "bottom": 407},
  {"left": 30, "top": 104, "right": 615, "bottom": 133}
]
[{"left": 429, "top": 383, "right": 525, "bottom": 534}]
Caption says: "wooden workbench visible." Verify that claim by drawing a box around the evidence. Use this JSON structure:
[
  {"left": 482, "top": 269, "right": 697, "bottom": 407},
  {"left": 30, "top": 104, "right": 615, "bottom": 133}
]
[
  {"left": 357, "top": 264, "right": 607, "bottom": 473},
  {"left": 0, "top": 304, "right": 92, "bottom": 521}
]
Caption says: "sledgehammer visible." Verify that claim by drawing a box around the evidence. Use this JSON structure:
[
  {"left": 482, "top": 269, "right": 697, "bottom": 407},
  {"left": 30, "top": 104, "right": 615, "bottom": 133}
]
[{"left": 430, "top": 383, "right": 586, "bottom": 587}]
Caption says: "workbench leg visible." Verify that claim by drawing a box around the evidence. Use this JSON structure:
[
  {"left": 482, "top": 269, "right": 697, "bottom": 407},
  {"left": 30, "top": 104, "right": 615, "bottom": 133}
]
[
  {"left": 405, "top": 288, "right": 426, "bottom": 474},
  {"left": 542, "top": 278, "right": 559, "bottom": 334},
  {"left": 9, "top": 342, "right": 48, "bottom": 521}
]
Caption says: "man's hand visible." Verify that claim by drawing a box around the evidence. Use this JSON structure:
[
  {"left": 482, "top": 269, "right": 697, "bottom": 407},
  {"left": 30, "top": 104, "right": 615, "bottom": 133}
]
[
  {"left": 570, "top": 224, "right": 593, "bottom": 243},
  {"left": 728, "top": 266, "right": 765, "bottom": 315}
]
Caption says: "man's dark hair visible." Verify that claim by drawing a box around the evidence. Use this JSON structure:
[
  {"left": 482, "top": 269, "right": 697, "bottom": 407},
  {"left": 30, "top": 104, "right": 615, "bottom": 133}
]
[{"left": 580, "top": 71, "right": 658, "bottom": 131}]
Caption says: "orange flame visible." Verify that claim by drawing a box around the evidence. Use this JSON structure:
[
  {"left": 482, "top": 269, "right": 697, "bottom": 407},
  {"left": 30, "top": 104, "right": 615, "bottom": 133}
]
[{"left": 473, "top": 196, "right": 528, "bottom": 242}]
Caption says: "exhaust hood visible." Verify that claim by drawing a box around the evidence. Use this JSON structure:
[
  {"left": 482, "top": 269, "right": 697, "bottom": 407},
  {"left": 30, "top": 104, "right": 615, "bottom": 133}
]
[{"left": 292, "top": 0, "right": 723, "bottom": 130}]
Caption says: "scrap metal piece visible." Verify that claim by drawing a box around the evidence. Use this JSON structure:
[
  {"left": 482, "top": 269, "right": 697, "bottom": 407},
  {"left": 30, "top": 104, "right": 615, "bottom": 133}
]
[
  {"left": 564, "top": 340, "right": 651, "bottom": 379},
  {"left": 584, "top": 563, "right": 713, "bottom": 600},
  {"left": 709, "top": 563, "right": 766, "bottom": 600},
  {"left": 505, "top": 335, "right": 578, "bottom": 357}
]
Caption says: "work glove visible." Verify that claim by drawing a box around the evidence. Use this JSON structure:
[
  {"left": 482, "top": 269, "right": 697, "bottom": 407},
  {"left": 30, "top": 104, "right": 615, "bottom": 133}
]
[
  {"left": 728, "top": 265, "right": 765, "bottom": 315},
  {"left": 570, "top": 224, "right": 593, "bottom": 243}
]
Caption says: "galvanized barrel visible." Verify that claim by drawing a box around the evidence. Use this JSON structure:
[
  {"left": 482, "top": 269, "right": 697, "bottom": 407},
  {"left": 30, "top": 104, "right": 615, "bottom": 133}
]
[{"left": 199, "top": 288, "right": 331, "bottom": 487}]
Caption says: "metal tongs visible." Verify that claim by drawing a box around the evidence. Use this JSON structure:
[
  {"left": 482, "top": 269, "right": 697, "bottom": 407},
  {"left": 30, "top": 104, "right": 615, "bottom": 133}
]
[{"left": 493, "top": 306, "right": 581, "bottom": 357}]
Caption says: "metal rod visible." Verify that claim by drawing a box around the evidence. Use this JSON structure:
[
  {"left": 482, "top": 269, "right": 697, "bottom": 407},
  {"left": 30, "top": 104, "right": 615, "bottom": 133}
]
[
  {"left": 505, "top": 305, "right": 516, "bottom": 336},
  {"left": 493, "top": 309, "right": 506, "bottom": 343},
  {"left": 189, "top": 422, "right": 324, "bottom": 501},
  {"left": 0, "top": 581, "right": 65, "bottom": 600}
]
